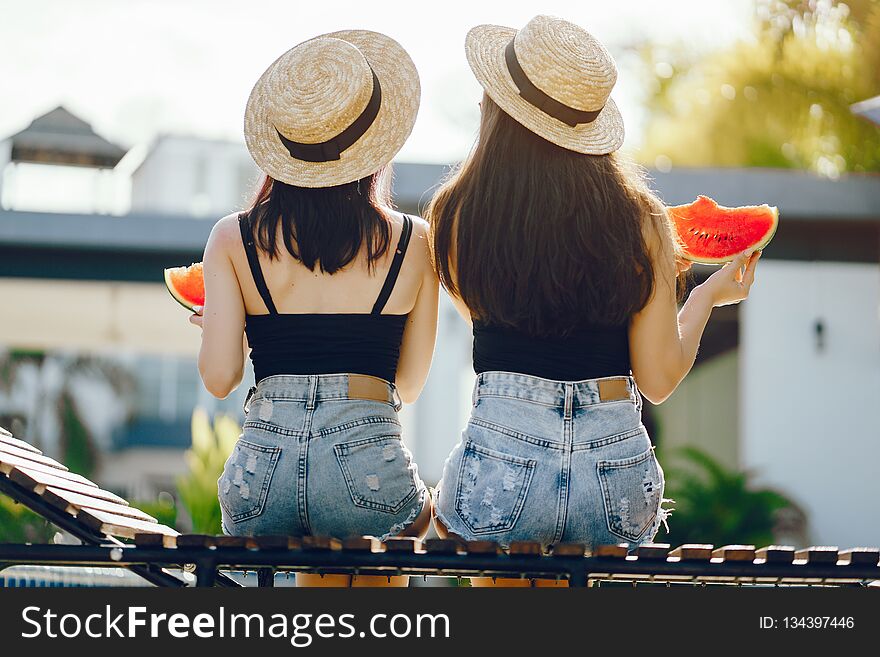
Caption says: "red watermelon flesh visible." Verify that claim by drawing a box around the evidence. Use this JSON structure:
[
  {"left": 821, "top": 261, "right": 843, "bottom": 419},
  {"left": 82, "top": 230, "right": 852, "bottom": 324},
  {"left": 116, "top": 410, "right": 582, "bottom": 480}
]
[
  {"left": 164, "top": 262, "right": 204, "bottom": 311},
  {"left": 669, "top": 195, "right": 778, "bottom": 264}
]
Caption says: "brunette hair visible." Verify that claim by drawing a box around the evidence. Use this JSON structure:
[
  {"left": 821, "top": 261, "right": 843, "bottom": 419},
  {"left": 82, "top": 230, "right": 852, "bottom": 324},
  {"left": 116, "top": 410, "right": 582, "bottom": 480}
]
[
  {"left": 245, "top": 167, "right": 393, "bottom": 274},
  {"left": 428, "top": 95, "right": 678, "bottom": 336}
]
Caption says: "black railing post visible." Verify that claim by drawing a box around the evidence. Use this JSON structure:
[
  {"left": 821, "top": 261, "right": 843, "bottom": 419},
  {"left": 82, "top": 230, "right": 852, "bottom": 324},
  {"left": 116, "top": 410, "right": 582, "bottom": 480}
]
[
  {"left": 195, "top": 558, "right": 217, "bottom": 587},
  {"left": 257, "top": 567, "right": 275, "bottom": 587}
]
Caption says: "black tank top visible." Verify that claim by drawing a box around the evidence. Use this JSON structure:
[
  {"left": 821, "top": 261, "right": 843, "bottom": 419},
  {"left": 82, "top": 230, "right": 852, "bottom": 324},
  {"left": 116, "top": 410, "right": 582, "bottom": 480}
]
[
  {"left": 472, "top": 320, "right": 631, "bottom": 381},
  {"left": 239, "top": 212, "right": 413, "bottom": 384}
]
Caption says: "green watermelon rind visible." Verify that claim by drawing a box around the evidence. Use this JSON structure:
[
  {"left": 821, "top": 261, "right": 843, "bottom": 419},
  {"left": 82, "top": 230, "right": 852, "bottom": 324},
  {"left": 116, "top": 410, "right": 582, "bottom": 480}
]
[
  {"left": 164, "top": 266, "right": 201, "bottom": 312},
  {"left": 678, "top": 204, "right": 779, "bottom": 265}
]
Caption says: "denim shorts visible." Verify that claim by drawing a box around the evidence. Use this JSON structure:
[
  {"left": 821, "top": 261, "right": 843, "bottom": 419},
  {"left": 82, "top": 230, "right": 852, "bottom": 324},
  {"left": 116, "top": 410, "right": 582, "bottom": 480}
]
[
  {"left": 435, "top": 371, "right": 670, "bottom": 549},
  {"left": 218, "top": 374, "right": 428, "bottom": 540}
]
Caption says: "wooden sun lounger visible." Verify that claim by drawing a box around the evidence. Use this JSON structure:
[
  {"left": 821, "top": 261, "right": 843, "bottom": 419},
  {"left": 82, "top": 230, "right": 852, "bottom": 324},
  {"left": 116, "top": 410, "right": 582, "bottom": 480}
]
[
  {"left": 0, "top": 427, "right": 237, "bottom": 587},
  {"left": 2, "top": 427, "right": 879, "bottom": 588}
]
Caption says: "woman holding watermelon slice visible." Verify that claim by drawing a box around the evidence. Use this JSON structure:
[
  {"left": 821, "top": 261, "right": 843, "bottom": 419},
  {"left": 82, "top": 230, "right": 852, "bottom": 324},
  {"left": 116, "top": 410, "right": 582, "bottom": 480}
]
[
  {"left": 428, "top": 15, "right": 761, "bottom": 586},
  {"left": 189, "top": 32, "right": 439, "bottom": 587}
]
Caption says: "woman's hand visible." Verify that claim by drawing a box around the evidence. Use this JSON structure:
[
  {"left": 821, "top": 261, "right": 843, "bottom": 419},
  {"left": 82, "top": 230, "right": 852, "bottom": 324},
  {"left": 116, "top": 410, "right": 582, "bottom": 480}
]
[
  {"left": 697, "top": 250, "right": 761, "bottom": 307},
  {"left": 189, "top": 305, "right": 204, "bottom": 329}
]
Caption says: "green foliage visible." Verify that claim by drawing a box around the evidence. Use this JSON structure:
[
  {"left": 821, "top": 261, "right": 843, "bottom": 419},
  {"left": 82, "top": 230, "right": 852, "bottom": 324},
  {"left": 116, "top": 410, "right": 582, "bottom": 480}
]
[
  {"left": 657, "top": 446, "right": 794, "bottom": 547},
  {"left": 130, "top": 493, "right": 178, "bottom": 530},
  {"left": 59, "top": 392, "right": 97, "bottom": 479},
  {"left": 641, "top": 0, "right": 880, "bottom": 176},
  {"left": 0, "top": 495, "right": 55, "bottom": 543},
  {"left": 175, "top": 409, "right": 238, "bottom": 534}
]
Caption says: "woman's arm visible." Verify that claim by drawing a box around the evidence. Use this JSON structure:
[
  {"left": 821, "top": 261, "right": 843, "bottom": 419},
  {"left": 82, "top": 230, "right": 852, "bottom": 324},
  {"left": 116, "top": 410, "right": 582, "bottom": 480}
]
[
  {"left": 629, "top": 218, "right": 760, "bottom": 404},
  {"left": 192, "top": 215, "right": 248, "bottom": 399},
  {"left": 395, "top": 219, "right": 440, "bottom": 404}
]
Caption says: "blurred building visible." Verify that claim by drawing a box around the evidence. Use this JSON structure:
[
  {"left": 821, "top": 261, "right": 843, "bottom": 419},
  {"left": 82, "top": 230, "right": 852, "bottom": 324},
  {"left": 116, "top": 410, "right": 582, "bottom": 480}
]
[
  {"left": 1, "top": 109, "right": 879, "bottom": 547},
  {"left": 130, "top": 135, "right": 260, "bottom": 218}
]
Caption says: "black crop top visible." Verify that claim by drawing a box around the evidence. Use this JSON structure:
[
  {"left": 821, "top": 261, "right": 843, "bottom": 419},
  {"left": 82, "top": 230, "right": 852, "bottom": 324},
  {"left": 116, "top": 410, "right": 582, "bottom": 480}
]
[
  {"left": 472, "top": 320, "right": 631, "bottom": 381},
  {"left": 239, "top": 212, "right": 412, "bottom": 384}
]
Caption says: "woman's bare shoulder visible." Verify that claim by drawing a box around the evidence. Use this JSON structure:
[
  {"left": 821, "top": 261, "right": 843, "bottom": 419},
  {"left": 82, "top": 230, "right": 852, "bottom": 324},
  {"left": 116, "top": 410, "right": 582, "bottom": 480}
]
[{"left": 206, "top": 212, "right": 245, "bottom": 254}]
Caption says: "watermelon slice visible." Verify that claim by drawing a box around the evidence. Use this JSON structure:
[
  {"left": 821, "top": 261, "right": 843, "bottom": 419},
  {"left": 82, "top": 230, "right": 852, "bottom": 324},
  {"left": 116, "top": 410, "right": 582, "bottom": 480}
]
[
  {"left": 164, "top": 262, "right": 204, "bottom": 311},
  {"left": 669, "top": 195, "right": 778, "bottom": 264}
]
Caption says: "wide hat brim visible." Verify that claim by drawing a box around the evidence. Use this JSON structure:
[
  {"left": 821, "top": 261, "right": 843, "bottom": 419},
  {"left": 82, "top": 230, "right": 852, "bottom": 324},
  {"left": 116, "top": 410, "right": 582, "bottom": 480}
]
[
  {"left": 245, "top": 30, "right": 420, "bottom": 188},
  {"left": 465, "top": 24, "right": 624, "bottom": 155}
]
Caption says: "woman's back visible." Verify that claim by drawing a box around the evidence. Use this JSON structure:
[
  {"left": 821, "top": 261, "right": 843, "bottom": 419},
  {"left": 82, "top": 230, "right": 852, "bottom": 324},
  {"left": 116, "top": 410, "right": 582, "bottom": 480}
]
[
  {"left": 230, "top": 209, "right": 432, "bottom": 385},
  {"left": 234, "top": 210, "right": 426, "bottom": 318}
]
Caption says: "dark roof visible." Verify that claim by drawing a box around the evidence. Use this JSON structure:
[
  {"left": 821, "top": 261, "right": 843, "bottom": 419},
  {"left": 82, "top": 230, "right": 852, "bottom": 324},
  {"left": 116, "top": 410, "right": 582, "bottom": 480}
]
[
  {"left": 5, "top": 106, "right": 127, "bottom": 168},
  {"left": 392, "top": 164, "right": 880, "bottom": 221}
]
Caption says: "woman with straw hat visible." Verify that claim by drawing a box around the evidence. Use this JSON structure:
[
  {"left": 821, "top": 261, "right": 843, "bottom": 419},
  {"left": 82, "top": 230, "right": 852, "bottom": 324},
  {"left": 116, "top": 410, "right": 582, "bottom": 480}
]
[
  {"left": 190, "top": 30, "right": 438, "bottom": 587},
  {"left": 429, "top": 15, "right": 761, "bottom": 586}
]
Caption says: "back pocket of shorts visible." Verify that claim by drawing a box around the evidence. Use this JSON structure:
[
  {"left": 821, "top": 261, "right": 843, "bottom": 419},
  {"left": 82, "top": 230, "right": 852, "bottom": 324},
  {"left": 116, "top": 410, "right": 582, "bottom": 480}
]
[
  {"left": 597, "top": 448, "right": 663, "bottom": 542},
  {"left": 455, "top": 440, "right": 536, "bottom": 535},
  {"left": 218, "top": 439, "right": 281, "bottom": 523},
  {"left": 334, "top": 435, "right": 418, "bottom": 514}
]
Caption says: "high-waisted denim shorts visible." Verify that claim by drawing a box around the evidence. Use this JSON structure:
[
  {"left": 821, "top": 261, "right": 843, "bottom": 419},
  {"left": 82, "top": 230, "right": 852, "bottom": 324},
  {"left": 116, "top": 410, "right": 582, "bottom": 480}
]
[
  {"left": 218, "top": 374, "right": 428, "bottom": 540},
  {"left": 435, "top": 371, "right": 670, "bottom": 549}
]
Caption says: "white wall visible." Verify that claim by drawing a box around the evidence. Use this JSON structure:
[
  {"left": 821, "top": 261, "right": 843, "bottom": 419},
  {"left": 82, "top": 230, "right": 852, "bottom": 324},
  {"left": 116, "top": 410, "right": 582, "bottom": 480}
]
[
  {"left": 130, "top": 136, "right": 259, "bottom": 217},
  {"left": 651, "top": 350, "right": 739, "bottom": 469},
  {"left": 0, "top": 278, "right": 202, "bottom": 356},
  {"left": 741, "top": 260, "right": 880, "bottom": 547}
]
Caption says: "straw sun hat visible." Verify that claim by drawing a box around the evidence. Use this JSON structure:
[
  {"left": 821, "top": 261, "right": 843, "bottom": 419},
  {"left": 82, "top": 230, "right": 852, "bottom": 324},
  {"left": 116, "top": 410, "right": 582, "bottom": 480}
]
[
  {"left": 244, "top": 30, "right": 419, "bottom": 188},
  {"left": 465, "top": 15, "right": 624, "bottom": 155}
]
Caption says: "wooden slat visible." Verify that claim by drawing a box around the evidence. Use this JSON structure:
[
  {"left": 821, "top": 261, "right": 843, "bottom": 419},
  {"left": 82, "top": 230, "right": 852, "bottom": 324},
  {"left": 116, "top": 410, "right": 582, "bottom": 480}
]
[
  {"left": 0, "top": 443, "right": 68, "bottom": 470},
  {"left": 669, "top": 544, "right": 714, "bottom": 561},
  {"left": 1, "top": 454, "right": 96, "bottom": 487},
  {"left": 839, "top": 548, "right": 880, "bottom": 566},
  {"left": 756, "top": 545, "right": 795, "bottom": 563},
  {"left": 509, "top": 540, "right": 543, "bottom": 557},
  {"left": 252, "top": 535, "right": 301, "bottom": 550},
  {"left": 465, "top": 540, "right": 501, "bottom": 555},
  {"left": 795, "top": 546, "right": 839, "bottom": 564},
  {"left": 383, "top": 537, "right": 421, "bottom": 553},
  {"left": 134, "top": 533, "right": 177, "bottom": 548},
  {"left": 712, "top": 545, "right": 756, "bottom": 561},
  {"left": 595, "top": 544, "right": 629, "bottom": 558},
  {"left": 42, "top": 486, "right": 155, "bottom": 523},
  {"left": 635, "top": 543, "right": 671, "bottom": 560},
  {"left": 302, "top": 536, "right": 341, "bottom": 551},
  {"left": 0, "top": 434, "right": 42, "bottom": 454},
  {"left": 78, "top": 508, "right": 178, "bottom": 540},
  {"left": 424, "top": 538, "right": 463, "bottom": 555},
  {"left": 551, "top": 543, "right": 587, "bottom": 557},
  {"left": 215, "top": 535, "right": 252, "bottom": 548},
  {"left": 342, "top": 536, "right": 380, "bottom": 552},
  {"left": 176, "top": 534, "right": 217, "bottom": 548},
  {"left": 0, "top": 426, "right": 11, "bottom": 436},
  {"left": 8, "top": 466, "right": 125, "bottom": 504}
]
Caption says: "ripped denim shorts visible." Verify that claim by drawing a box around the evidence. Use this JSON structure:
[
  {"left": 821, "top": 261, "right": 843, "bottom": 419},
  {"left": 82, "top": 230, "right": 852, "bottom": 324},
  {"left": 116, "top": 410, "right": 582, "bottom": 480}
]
[
  {"left": 435, "top": 371, "right": 671, "bottom": 550},
  {"left": 218, "top": 374, "right": 428, "bottom": 541}
]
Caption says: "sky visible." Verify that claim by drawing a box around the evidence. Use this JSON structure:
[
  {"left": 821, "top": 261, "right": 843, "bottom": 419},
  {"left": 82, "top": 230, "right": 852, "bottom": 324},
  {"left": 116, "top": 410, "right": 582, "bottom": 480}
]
[{"left": 0, "top": 0, "right": 755, "bottom": 167}]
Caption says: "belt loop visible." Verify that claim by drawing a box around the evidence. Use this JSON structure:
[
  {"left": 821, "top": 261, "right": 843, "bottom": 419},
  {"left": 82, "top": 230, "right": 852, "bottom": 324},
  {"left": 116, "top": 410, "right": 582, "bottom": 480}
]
[
  {"left": 306, "top": 375, "right": 319, "bottom": 410},
  {"left": 471, "top": 374, "right": 481, "bottom": 407},
  {"left": 629, "top": 375, "right": 643, "bottom": 412},
  {"left": 243, "top": 385, "right": 257, "bottom": 415},
  {"left": 391, "top": 385, "right": 403, "bottom": 412},
  {"left": 563, "top": 383, "right": 574, "bottom": 420}
]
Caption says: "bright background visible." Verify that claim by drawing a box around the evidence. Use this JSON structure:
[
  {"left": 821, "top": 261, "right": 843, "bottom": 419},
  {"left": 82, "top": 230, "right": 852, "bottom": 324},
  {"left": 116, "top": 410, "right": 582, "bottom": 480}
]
[{"left": 1, "top": 0, "right": 879, "bottom": 572}]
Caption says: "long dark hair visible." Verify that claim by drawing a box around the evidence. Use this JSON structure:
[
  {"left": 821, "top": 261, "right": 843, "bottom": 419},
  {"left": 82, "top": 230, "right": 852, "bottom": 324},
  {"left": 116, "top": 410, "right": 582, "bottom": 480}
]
[
  {"left": 428, "top": 95, "right": 678, "bottom": 336},
  {"left": 245, "top": 167, "right": 393, "bottom": 273}
]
